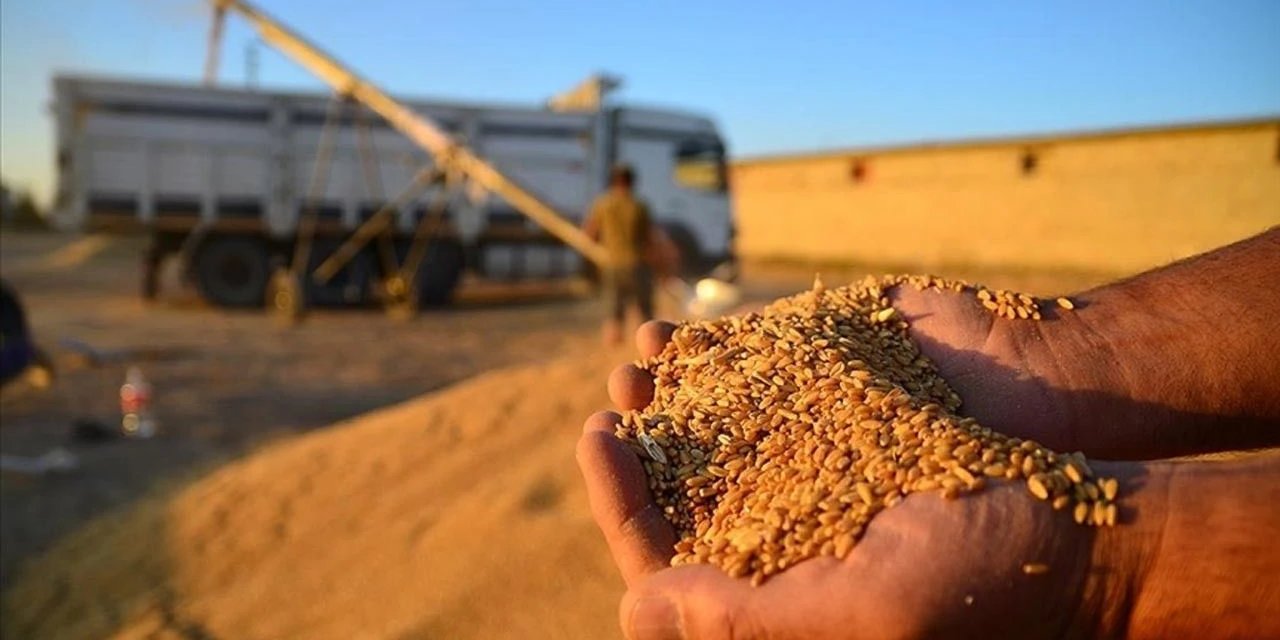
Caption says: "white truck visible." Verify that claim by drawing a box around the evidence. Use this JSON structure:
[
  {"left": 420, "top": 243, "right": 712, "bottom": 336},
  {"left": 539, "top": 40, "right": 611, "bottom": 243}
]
[{"left": 51, "top": 74, "right": 733, "bottom": 307}]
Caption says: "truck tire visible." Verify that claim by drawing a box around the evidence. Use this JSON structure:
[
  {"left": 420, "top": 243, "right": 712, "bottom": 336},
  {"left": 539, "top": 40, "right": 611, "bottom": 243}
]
[
  {"left": 414, "top": 241, "right": 465, "bottom": 306},
  {"left": 304, "top": 239, "right": 374, "bottom": 307},
  {"left": 192, "top": 236, "right": 269, "bottom": 307}
]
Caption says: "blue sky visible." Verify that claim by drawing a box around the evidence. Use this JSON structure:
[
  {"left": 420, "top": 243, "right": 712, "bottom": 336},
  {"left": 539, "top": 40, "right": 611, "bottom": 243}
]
[{"left": 3, "top": 0, "right": 1278, "bottom": 202}]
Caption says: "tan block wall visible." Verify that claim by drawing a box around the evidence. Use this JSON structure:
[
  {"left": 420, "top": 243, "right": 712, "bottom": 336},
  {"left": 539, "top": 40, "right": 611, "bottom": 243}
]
[{"left": 731, "top": 123, "right": 1280, "bottom": 273}]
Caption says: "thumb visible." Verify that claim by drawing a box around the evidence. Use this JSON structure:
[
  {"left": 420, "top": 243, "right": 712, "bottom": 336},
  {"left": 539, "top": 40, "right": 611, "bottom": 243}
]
[{"left": 619, "top": 565, "right": 760, "bottom": 640}]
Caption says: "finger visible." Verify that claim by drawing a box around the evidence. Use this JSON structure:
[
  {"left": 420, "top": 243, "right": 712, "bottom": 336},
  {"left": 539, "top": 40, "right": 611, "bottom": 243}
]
[
  {"left": 636, "top": 320, "right": 677, "bottom": 359},
  {"left": 581, "top": 409, "right": 624, "bottom": 436},
  {"left": 577, "top": 411, "right": 677, "bottom": 586},
  {"left": 620, "top": 565, "right": 762, "bottom": 640},
  {"left": 610, "top": 363, "right": 655, "bottom": 409}
]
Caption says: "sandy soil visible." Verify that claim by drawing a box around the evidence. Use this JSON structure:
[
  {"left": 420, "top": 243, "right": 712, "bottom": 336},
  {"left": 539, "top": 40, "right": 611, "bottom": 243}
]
[
  {"left": 1, "top": 230, "right": 1114, "bottom": 639},
  {"left": 3, "top": 353, "right": 622, "bottom": 640},
  {"left": 0, "top": 231, "right": 605, "bottom": 592}
]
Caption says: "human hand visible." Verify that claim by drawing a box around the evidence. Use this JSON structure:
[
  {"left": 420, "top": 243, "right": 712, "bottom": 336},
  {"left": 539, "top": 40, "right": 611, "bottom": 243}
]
[
  {"left": 632, "top": 287, "right": 1126, "bottom": 457},
  {"left": 890, "top": 228, "right": 1280, "bottom": 460},
  {"left": 885, "top": 286, "right": 1103, "bottom": 455},
  {"left": 579, "top": 321, "right": 1119, "bottom": 640}
]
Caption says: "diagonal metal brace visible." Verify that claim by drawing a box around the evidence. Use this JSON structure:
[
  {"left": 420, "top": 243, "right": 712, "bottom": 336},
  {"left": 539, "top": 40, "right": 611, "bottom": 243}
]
[
  {"left": 212, "top": 0, "right": 611, "bottom": 269},
  {"left": 311, "top": 166, "right": 444, "bottom": 285},
  {"left": 399, "top": 170, "right": 458, "bottom": 283}
]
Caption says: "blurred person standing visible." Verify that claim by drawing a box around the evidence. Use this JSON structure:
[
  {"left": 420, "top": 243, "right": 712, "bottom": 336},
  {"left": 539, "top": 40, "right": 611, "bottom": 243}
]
[{"left": 583, "top": 165, "right": 656, "bottom": 345}]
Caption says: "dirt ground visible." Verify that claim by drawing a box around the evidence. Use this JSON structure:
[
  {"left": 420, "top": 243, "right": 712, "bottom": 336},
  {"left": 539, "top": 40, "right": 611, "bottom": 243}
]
[
  {"left": 0, "top": 230, "right": 1116, "bottom": 639},
  {"left": 0, "top": 231, "right": 608, "bottom": 589},
  {"left": 4, "top": 351, "right": 625, "bottom": 640}
]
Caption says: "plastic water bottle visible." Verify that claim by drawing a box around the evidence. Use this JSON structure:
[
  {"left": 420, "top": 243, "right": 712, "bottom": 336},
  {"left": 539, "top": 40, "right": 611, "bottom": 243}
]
[{"left": 120, "top": 366, "right": 157, "bottom": 438}]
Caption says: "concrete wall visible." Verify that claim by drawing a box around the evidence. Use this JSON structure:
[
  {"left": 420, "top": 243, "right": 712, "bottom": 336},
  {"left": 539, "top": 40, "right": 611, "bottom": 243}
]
[{"left": 730, "top": 121, "right": 1280, "bottom": 274}]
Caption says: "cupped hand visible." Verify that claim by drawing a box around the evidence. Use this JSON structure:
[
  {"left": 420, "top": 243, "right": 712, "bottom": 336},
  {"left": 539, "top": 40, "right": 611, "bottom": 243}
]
[
  {"left": 618, "top": 286, "right": 1107, "bottom": 454},
  {"left": 888, "top": 286, "right": 1119, "bottom": 456},
  {"left": 578, "top": 322, "right": 1102, "bottom": 640}
]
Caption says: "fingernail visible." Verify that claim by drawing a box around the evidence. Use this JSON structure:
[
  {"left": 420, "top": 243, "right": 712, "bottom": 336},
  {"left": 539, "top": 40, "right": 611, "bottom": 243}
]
[{"left": 630, "top": 596, "right": 683, "bottom": 640}]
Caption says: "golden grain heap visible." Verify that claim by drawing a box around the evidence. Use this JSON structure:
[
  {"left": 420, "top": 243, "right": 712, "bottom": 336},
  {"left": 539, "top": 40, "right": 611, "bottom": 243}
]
[{"left": 615, "top": 274, "right": 1118, "bottom": 585}]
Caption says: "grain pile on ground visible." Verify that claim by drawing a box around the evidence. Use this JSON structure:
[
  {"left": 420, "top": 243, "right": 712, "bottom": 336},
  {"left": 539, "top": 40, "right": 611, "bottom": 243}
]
[
  {"left": 0, "top": 231, "right": 604, "bottom": 593},
  {"left": 616, "top": 275, "right": 1119, "bottom": 585},
  {"left": 2, "top": 353, "right": 623, "bottom": 640}
]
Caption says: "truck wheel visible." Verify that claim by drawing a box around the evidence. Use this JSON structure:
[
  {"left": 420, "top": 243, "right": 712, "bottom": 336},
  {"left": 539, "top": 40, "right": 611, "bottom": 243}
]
[
  {"left": 304, "top": 239, "right": 374, "bottom": 307},
  {"left": 415, "top": 241, "right": 465, "bottom": 306},
  {"left": 192, "top": 236, "right": 269, "bottom": 307}
]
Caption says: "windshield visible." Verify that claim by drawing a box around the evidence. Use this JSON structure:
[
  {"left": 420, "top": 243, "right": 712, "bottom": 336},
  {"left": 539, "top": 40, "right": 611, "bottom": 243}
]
[{"left": 674, "top": 137, "right": 728, "bottom": 193}]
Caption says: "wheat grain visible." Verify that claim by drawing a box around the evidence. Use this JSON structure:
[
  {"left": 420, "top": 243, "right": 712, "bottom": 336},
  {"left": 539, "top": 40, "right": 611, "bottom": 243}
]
[{"left": 614, "top": 275, "right": 1117, "bottom": 584}]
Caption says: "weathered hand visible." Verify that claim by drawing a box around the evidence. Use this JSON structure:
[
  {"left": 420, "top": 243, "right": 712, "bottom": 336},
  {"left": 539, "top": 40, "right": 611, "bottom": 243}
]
[
  {"left": 886, "top": 286, "right": 1098, "bottom": 455},
  {"left": 619, "top": 289, "right": 1124, "bottom": 458},
  {"left": 584, "top": 228, "right": 1280, "bottom": 638},
  {"left": 578, "top": 322, "right": 1109, "bottom": 640},
  {"left": 890, "top": 229, "right": 1280, "bottom": 460}
]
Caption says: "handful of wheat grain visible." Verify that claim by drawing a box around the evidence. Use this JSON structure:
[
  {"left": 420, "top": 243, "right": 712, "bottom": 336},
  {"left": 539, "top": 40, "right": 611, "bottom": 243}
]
[{"left": 615, "top": 275, "right": 1117, "bottom": 585}]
